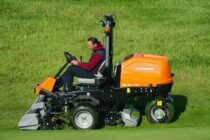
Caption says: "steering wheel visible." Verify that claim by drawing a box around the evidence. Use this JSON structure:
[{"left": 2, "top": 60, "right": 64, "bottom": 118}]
[{"left": 64, "top": 52, "right": 77, "bottom": 63}]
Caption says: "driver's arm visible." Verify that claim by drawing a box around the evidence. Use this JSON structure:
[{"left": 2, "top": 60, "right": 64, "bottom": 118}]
[{"left": 77, "top": 54, "right": 103, "bottom": 71}]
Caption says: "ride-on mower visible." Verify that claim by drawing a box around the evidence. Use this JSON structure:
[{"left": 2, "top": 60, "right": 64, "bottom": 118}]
[{"left": 18, "top": 14, "right": 174, "bottom": 130}]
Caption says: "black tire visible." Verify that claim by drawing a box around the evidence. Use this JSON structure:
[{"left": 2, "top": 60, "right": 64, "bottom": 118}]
[
  {"left": 145, "top": 100, "right": 174, "bottom": 123},
  {"left": 71, "top": 105, "right": 98, "bottom": 129}
]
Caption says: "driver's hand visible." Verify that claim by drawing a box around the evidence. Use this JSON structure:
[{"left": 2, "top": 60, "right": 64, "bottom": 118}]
[{"left": 71, "top": 60, "right": 79, "bottom": 65}]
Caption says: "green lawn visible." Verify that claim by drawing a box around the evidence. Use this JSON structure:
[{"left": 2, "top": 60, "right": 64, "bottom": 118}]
[
  {"left": 0, "top": 0, "right": 210, "bottom": 134},
  {"left": 1, "top": 127, "right": 210, "bottom": 140}
]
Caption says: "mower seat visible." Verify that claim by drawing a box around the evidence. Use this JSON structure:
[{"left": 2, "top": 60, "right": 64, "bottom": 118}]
[
  {"left": 78, "top": 78, "right": 95, "bottom": 84},
  {"left": 78, "top": 61, "right": 106, "bottom": 84}
]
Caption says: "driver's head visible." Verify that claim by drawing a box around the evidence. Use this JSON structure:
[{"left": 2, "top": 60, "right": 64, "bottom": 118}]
[{"left": 87, "top": 37, "right": 98, "bottom": 50}]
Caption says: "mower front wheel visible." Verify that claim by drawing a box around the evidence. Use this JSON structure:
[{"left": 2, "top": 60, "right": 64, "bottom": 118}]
[
  {"left": 145, "top": 100, "right": 174, "bottom": 124},
  {"left": 71, "top": 105, "right": 98, "bottom": 129}
]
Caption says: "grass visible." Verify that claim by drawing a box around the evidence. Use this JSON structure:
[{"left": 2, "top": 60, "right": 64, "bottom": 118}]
[
  {"left": 0, "top": 0, "right": 210, "bottom": 137},
  {"left": 1, "top": 127, "right": 210, "bottom": 140}
]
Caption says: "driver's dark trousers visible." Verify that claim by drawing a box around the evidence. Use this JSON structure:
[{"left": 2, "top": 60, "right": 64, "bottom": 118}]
[{"left": 62, "top": 65, "right": 94, "bottom": 92}]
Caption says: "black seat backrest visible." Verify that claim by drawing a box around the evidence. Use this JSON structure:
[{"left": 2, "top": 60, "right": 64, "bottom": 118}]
[{"left": 96, "top": 60, "right": 106, "bottom": 77}]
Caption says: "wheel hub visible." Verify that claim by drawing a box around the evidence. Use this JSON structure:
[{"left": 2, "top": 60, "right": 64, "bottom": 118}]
[
  {"left": 153, "top": 108, "right": 166, "bottom": 120},
  {"left": 75, "top": 111, "right": 93, "bottom": 129}
]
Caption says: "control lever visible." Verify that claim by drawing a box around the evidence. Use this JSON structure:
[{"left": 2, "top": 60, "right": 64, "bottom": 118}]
[{"left": 80, "top": 56, "right": 83, "bottom": 62}]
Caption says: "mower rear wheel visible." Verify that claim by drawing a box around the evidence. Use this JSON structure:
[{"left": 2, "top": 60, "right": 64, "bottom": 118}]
[
  {"left": 145, "top": 100, "right": 174, "bottom": 123},
  {"left": 71, "top": 105, "right": 98, "bottom": 129}
]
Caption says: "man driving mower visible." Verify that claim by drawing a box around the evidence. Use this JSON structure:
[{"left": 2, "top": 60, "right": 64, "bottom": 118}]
[{"left": 59, "top": 37, "right": 105, "bottom": 92}]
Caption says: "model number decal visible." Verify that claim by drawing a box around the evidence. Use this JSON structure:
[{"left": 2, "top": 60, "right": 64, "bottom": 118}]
[{"left": 135, "top": 67, "right": 155, "bottom": 71}]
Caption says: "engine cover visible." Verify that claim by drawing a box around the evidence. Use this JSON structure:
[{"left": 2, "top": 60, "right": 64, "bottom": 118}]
[{"left": 120, "top": 54, "right": 173, "bottom": 88}]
